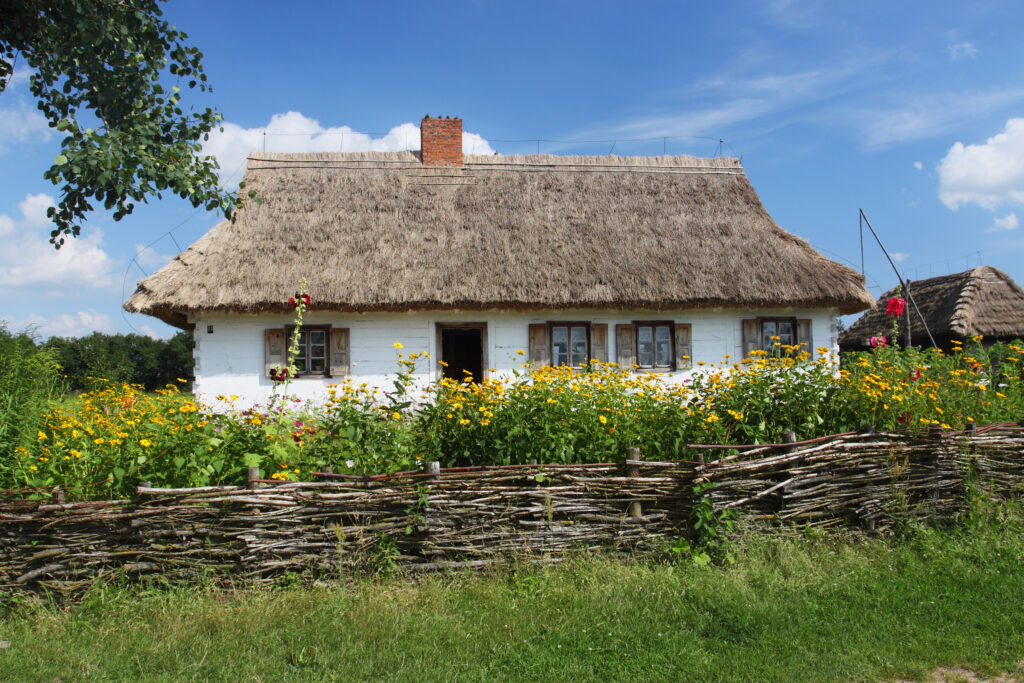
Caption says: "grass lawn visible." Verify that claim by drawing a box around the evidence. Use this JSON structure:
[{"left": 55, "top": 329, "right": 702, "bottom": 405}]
[{"left": 2, "top": 505, "right": 1023, "bottom": 682}]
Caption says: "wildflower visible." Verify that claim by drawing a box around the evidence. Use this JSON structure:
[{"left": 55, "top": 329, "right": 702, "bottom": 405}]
[
  {"left": 393, "top": 342, "right": 403, "bottom": 349},
  {"left": 459, "top": 419, "right": 470, "bottom": 425},
  {"left": 176, "top": 378, "right": 188, "bottom": 383},
  {"left": 37, "top": 431, "right": 47, "bottom": 441},
  {"left": 516, "top": 349, "right": 525, "bottom": 355},
  {"left": 29, "top": 466, "right": 37, "bottom": 471},
  {"left": 94, "top": 437, "right": 105, "bottom": 445},
  {"left": 599, "top": 415, "right": 608, "bottom": 424},
  {"left": 480, "top": 419, "right": 490, "bottom": 426},
  {"left": 140, "top": 439, "right": 152, "bottom": 447},
  {"left": 885, "top": 296, "right": 906, "bottom": 317}
]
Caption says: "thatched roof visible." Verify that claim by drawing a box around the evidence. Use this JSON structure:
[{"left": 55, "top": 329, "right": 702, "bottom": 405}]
[
  {"left": 125, "top": 151, "right": 874, "bottom": 328},
  {"left": 840, "top": 266, "right": 1024, "bottom": 349}
]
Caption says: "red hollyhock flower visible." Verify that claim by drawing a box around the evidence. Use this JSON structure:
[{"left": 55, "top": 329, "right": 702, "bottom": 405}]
[
  {"left": 897, "top": 412, "right": 911, "bottom": 425},
  {"left": 302, "top": 293, "right": 311, "bottom": 306},
  {"left": 288, "top": 297, "right": 297, "bottom": 308},
  {"left": 910, "top": 369, "right": 921, "bottom": 381},
  {"left": 886, "top": 296, "right": 906, "bottom": 317}
]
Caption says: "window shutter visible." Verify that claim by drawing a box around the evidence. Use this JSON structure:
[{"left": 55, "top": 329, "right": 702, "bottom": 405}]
[
  {"left": 742, "top": 319, "right": 760, "bottom": 357},
  {"left": 796, "top": 319, "right": 812, "bottom": 358},
  {"left": 528, "top": 323, "right": 550, "bottom": 367},
  {"left": 591, "top": 323, "right": 608, "bottom": 363},
  {"left": 615, "top": 324, "right": 636, "bottom": 368},
  {"left": 329, "top": 327, "right": 350, "bottom": 377},
  {"left": 674, "top": 323, "right": 692, "bottom": 369},
  {"left": 264, "top": 328, "right": 287, "bottom": 377}
]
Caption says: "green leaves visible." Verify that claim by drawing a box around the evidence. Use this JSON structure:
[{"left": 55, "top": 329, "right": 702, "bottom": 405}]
[{"left": 1, "top": 0, "right": 242, "bottom": 245}]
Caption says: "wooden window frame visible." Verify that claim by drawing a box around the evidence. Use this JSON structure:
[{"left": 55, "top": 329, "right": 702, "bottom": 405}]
[
  {"left": 285, "top": 325, "right": 331, "bottom": 377},
  {"left": 548, "top": 322, "right": 591, "bottom": 368},
  {"left": 633, "top": 320, "right": 675, "bottom": 371}
]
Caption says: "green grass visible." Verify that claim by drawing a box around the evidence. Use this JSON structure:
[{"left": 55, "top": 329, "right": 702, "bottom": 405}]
[{"left": 2, "top": 508, "right": 1024, "bottom": 682}]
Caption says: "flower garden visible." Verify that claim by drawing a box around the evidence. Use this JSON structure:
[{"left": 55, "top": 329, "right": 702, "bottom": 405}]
[{"left": 0, "top": 294, "right": 1019, "bottom": 501}]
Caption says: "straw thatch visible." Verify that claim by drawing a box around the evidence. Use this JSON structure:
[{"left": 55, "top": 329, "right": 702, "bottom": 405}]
[
  {"left": 125, "top": 152, "right": 873, "bottom": 328},
  {"left": 840, "top": 266, "right": 1024, "bottom": 351}
]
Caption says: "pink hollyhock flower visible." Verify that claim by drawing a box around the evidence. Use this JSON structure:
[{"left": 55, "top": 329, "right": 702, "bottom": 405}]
[
  {"left": 886, "top": 296, "right": 906, "bottom": 317},
  {"left": 870, "top": 335, "right": 887, "bottom": 348}
]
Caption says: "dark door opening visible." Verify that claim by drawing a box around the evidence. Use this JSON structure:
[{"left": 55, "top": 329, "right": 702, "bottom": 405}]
[{"left": 440, "top": 327, "right": 484, "bottom": 382}]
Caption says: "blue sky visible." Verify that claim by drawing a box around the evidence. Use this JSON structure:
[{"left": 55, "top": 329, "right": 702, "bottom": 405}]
[{"left": 2, "top": 0, "right": 1023, "bottom": 338}]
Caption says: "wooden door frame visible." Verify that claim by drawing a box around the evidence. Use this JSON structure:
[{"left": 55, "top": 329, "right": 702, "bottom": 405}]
[{"left": 435, "top": 322, "right": 488, "bottom": 380}]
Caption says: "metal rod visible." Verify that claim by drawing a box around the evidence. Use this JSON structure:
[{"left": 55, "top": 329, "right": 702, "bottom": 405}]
[{"left": 859, "top": 209, "right": 937, "bottom": 348}]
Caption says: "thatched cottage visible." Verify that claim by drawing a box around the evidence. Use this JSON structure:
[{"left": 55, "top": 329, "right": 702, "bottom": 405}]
[
  {"left": 840, "top": 266, "right": 1024, "bottom": 352},
  {"left": 125, "top": 116, "right": 873, "bottom": 406}
]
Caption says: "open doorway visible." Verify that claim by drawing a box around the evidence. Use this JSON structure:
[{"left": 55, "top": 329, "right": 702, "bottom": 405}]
[{"left": 437, "top": 323, "right": 487, "bottom": 383}]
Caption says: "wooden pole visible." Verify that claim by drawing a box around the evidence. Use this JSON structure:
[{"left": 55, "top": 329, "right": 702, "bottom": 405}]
[
  {"left": 427, "top": 461, "right": 441, "bottom": 482},
  {"left": 627, "top": 447, "right": 642, "bottom": 518},
  {"left": 781, "top": 430, "right": 798, "bottom": 452},
  {"left": 245, "top": 467, "right": 259, "bottom": 490}
]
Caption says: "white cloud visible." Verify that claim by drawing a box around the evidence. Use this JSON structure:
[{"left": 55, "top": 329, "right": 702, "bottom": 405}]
[
  {"left": 203, "top": 112, "right": 495, "bottom": 187},
  {"left": 938, "top": 118, "right": 1024, "bottom": 210},
  {"left": 134, "top": 243, "right": 175, "bottom": 271},
  {"left": 947, "top": 42, "right": 978, "bottom": 61},
  {"left": 0, "top": 105, "right": 51, "bottom": 152},
  {"left": 913, "top": 161, "right": 923, "bottom": 171},
  {"left": 850, "top": 87, "right": 1024, "bottom": 148},
  {"left": 989, "top": 213, "right": 1019, "bottom": 232},
  {"left": 138, "top": 324, "right": 163, "bottom": 340},
  {"left": 891, "top": 252, "right": 909, "bottom": 263},
  {"left": 11, "top": 310, "right": 116, "bottom": 339},
  {"left": 0, "top": 193, "right": 119, "bottom": 291}
]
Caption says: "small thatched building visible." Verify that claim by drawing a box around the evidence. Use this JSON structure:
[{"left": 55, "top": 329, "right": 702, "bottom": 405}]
[
  {"left": 125, "top": 116, "right": 872, "bottom": 406},
  {"left": 840, "top": 266, "right": 1024, "bottom": 352}
]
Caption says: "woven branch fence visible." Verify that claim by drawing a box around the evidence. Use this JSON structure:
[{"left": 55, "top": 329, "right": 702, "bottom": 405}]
[{"left": 2, "top": 423, "right": 1022, "bottom": 594}]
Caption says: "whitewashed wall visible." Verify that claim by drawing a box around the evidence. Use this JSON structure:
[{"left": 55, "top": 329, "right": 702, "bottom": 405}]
[{"left": 189, "top": 308, "right": 839, "bottom": 409}]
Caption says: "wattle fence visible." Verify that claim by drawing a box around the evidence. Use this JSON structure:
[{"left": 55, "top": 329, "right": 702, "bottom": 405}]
[{"left": 2, "top": 423, "right": 1022, "bottom": 594}]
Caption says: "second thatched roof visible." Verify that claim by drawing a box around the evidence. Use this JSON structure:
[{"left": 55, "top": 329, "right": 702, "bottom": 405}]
[
  {"left": 840, "top": 266, "right": 1024, "bottom": 350},
  {"left": 125, "top": 152, "right": 873, "bottom": 328}
]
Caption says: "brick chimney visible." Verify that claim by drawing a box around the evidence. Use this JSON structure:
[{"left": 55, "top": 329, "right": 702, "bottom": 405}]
[{"left": 420, "top": 115, "right": 463, "bottom": 167}]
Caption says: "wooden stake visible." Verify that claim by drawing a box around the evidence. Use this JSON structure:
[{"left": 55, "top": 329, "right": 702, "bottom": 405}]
[
  {"left": 245, "top": 467, "right": 259, "bottom": 490},
  {"left": 627, "top": 447, "right": 642, "bottom": 518},
  {"left": 427, "top": 461, "right": 441, "bottom": 482}
]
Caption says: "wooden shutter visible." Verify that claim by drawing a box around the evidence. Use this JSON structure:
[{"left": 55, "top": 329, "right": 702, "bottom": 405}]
[
  {"left": 674, "top": 323, "right": 692, "bottom": 370},
  {"left": 616, "top": 324, "right": 636, "bottom": 368},
  {"left": 742, "top": 319, "right": 760, "bottom": 357},
  {"left": 329, "top": 327, "right": 350, "bottom": 377},
  {"left": 591, "top": 323, "right": 608, "bottom": 363},
  {"left": 264, "top": 328, "right": 287, "bottom": 377},
  {"left": 796, "top": 319, "right": 812, "bottom": 358},
  {"left": 528, "top": 323, "right": 550, "bottom": 367}
]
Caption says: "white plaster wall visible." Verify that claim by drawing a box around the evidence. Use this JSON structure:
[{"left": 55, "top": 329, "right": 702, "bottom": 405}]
[{"left": 190, "top": 308, "right": 839, "bottom": 409}]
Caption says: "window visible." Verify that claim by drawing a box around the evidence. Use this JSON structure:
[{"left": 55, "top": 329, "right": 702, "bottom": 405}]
[
  {"left": 528, "top": 323, "right": 607, "bottom": 368},
  {"left": 264, "top": 326, "right": 350, "bottom": 379},
  {"left": 635, "top": 322, "right": 673, "bottom": 370},
  {"left": 742, "top": 318, "right": 811, "bottom": 357},
  {"left": 616, "top": 322, "right": 691, "bottom": 371},
  {"left": 551, "top": 324, "right": 589, "bottom": 367},
  {"left": 290, "top": 326, "right": 329, "bottom": 376}
]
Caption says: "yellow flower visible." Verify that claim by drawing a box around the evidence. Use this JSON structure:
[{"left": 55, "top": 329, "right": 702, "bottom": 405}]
[
  {"left": 459, "top": 419, "right": 470, "bottom": 425},
  {"left": 176, "top": 378, "right": 188, "bottom": 383},
  {"left": 599, "top": 415, "right": 608, "bottom": 424},
  {"left": 393, "top": 342, "right": 404, "bottom": 349},
  {"left": 29, "top": 465, "right": 37, "bottom": 471},
  {"left": 392, "top": 412, "right": 401, "bottom": 420},
  {"left": 140, "top": 439, "right": 152, "bottom": 447},
  {"left": 37, "top": 431, "right": 47, "bottom": 441},
  {"left": 94, "top": 437, "right": 105, "bottom": 445},
  {"left": 480, "top": 419, "right": 490, "bottom": 426},
  {"left": 547, "top": 398, "right": 557, "bottom": 404},
  {"left": 516, "top": 349, "right": 525, "bottom": 355}
]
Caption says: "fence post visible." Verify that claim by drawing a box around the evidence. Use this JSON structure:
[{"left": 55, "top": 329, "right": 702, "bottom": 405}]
[
  {"left": 859, "top": 423, "right": 875, "bottom": 435},
  {"left": 426, "top": 461, "right": 441, "bottom": 482},
  {"left": 245, "top": 467, "right": 259, "bottom": 490},
  {"left": 52, "top": 488, "right": 64, "bottom": 504},
  {"left": 137, "top": 481, "right": 150, "bottom": 497},
  {"left": 626, "top": 447, "right": 642, "bottom": 518},
  {"left": 781, "top": 430, "right": 797, "bottom": 452}
]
